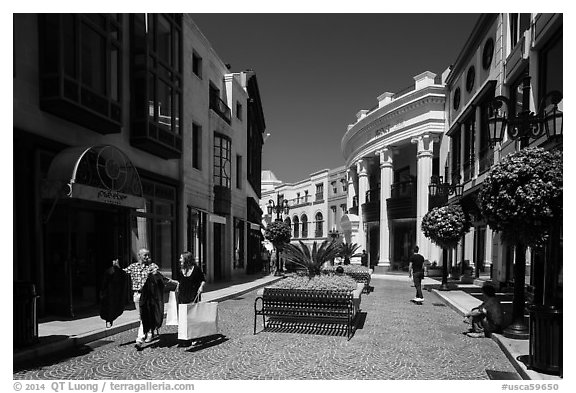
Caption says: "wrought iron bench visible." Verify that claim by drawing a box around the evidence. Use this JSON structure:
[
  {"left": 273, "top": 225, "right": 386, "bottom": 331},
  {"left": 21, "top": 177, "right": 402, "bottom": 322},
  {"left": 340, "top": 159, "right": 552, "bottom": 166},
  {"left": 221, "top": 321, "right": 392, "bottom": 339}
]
[{"left": 254, "top": 287, "right": 356, "bottom": 339}]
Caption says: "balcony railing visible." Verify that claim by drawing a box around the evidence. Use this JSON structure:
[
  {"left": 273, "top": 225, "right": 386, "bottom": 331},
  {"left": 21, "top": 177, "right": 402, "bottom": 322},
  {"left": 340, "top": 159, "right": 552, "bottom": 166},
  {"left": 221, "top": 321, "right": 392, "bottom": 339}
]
[
  {"left": 288, "top": 195, "right": 311, "bottom": 207},
  {"left": 209, "top": 93, "right": 231, "bottom": 124},
  {"left": 390, "top": 180, "right": 416, "bottom": 199},
  {"left": 366, "top": 188, "right": 380, "bottom": 202},
  {"left": 315, "top": 192, "right": 324, "bottom": 201}
]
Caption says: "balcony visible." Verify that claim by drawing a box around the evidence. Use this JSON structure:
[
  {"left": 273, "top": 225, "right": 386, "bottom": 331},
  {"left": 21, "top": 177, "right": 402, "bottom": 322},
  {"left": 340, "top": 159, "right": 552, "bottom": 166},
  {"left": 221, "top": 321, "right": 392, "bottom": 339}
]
[
  {"left": 387, "top": 180, "right": 416, "bottom": 220},
  {"left": 289, "top": 195, "right": 311, "bottom": 208},
  {"left": 349, "top": 195, "right": 359, "bottom": 215},
  {"left": 314, "top": 192, "right": 324, "bottom": 203},
  {"left": 361, "top": 188, "right": 380, "bottom": 223},
  {"left": 209, "top": 93, "right": 231, "bottom": 124}
]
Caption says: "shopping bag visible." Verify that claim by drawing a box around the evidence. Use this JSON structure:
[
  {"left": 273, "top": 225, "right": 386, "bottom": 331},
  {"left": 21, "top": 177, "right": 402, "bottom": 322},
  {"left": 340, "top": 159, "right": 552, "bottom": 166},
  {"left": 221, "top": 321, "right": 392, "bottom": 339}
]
[
  {"left": 177, "top": 301, "right": 219, "bottom": 340},
  {"left": 165, "top": 291, "right": 178, "bottom": 326}
]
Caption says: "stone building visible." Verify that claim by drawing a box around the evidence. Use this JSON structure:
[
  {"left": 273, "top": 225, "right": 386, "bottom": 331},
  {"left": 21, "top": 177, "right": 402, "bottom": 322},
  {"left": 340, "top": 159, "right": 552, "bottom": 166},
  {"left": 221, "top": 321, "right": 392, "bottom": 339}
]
[{"left": 13, "top": 14, "right": 266, "bottom": 317}]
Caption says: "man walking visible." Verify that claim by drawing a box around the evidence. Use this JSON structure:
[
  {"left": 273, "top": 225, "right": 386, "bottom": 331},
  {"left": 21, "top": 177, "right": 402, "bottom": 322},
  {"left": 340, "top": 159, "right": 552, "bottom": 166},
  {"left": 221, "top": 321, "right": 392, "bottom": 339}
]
[
  {"left": 408, "top": 246, "right": 425, "bottom": 302},
  {"left": 113, "top": 248, "right": 166, "bottom": 348}
]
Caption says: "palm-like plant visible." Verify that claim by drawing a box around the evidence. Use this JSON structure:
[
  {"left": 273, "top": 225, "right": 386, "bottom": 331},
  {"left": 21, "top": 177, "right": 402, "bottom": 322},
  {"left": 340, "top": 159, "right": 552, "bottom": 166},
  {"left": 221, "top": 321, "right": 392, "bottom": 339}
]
[
  {"left": 282, "top": 240, "right": 341, "bottom": 276},
  {"left": 338, "top": 242, "right": 361, "bottom": 265}
]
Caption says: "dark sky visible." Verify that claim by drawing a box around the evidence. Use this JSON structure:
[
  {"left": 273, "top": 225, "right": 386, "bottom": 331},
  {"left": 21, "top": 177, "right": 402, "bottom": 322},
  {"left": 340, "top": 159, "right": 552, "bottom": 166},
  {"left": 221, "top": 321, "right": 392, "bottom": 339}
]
[{"left": 192, "top": 13, "right": 481, "bottom": 183}]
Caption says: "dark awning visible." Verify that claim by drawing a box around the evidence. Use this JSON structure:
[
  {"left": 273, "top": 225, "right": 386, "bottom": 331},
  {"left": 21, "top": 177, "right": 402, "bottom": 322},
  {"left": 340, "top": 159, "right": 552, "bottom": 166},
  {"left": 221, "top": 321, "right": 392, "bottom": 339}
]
[{"left": 42, "top": 145, "right": 146, "bottom": 209}]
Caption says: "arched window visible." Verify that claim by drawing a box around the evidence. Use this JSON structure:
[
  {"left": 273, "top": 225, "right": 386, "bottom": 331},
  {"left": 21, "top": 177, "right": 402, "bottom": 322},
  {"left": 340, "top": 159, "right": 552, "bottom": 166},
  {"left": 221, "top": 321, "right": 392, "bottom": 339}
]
[
  {"left": 301, "top": 214, "right": 308, "bottom": 238},
  {"left": 284, "top": 217, "right": 291, "bottom": 235},
  {"left": 292, "top": 216, "right": 299, "bottom": 238},
  {"left": 315, "top": 212, "right": 323, "bottom": 238}
]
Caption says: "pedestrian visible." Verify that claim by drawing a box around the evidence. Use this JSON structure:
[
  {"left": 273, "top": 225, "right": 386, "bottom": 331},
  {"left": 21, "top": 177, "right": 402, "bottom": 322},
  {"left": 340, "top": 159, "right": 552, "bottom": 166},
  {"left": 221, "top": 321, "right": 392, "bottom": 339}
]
[
  {"left": 175, "top": 251, "right": 206, "bottom": 304},
  {"left": 464, "top": 283, "right": 503, "bottom": 338},
  {"left": 113, "top": 248, "right": 177, "bottom": 349},
  {"left": 175, "top": 251, "right": 207, "bottom": 346},
  {"left": 361, "top": 250, "right": 368, "bottom": 267},
  {"left": 408, "top": 246, "right": 425, "bottom": 302}
]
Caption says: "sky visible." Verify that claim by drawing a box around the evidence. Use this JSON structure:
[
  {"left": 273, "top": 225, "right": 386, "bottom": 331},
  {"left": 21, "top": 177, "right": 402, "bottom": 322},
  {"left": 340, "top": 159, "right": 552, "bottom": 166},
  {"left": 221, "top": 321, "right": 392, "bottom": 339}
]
[{"left": 192, "top": 13, "right": 481, "bottom": 183}]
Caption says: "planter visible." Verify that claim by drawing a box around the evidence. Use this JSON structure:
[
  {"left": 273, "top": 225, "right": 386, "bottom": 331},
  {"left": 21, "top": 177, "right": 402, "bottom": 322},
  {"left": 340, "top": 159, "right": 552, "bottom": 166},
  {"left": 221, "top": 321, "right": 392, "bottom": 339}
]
[{"left": 426, "top": 268, "right": 442, "bottom": 277}]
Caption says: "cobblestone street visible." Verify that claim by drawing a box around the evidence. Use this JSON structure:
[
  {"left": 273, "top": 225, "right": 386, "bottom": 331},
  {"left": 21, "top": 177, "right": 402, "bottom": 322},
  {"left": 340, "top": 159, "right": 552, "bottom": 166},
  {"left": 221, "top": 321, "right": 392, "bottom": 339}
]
[{"left": 14, "top": 275, "right": 516, "bottom": 380}]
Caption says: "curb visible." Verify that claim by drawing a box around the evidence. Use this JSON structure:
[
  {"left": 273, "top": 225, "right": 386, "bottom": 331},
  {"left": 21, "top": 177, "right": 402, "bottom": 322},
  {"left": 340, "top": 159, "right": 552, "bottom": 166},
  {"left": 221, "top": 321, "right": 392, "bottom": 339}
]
[{"left": 14, "top": 277, "right": 283, "bottom": 366}]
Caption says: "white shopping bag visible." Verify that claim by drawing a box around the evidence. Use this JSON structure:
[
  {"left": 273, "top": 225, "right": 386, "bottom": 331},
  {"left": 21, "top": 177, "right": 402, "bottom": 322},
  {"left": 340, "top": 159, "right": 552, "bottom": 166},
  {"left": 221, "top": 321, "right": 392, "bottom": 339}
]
[
  {"left": 177, "top": 302, "right": 219, "bottom": 340},
  {"left": 165, "top": 291, "right": 178, "bottom": 326}
]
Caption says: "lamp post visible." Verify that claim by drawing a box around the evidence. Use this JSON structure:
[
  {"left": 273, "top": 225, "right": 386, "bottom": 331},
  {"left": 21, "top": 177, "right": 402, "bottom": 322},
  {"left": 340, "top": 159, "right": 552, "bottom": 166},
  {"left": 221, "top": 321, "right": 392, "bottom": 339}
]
[
  {"left": 267, "top": 195, "right": 290, "bottom": 275},
  {"left": 428, "top": 166, "right": 463, "bottom": 291},
  {"left": 486, "top": 77, "right": 562, "bottom": 339}
]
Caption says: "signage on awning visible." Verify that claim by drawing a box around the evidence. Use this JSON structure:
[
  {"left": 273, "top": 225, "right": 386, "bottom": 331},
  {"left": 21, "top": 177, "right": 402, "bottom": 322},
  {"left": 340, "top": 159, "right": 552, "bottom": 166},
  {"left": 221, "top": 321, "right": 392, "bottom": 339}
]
[{"left": 42, "top": 145, "right": 145, "bottom": 209}]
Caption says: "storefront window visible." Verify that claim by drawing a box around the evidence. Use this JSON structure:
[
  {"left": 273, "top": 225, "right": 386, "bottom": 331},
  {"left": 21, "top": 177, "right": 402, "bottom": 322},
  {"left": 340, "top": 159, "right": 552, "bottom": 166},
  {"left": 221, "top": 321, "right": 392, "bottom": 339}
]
[{"left": 131, "top": 179, "right": 176, "bottom": 272}]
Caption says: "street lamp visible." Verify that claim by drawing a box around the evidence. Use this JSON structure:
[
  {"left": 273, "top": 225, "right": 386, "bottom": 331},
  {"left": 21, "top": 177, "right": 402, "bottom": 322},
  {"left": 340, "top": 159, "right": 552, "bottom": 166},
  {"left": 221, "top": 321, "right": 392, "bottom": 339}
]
[
  {"left": 428, "top": 174, "right": 463, "bottom": 198},
  {"left": 267, "top": 195, "right": 289, "bottom": 222},
  {"left": 486, "top": 77, "right": 563, "bottom": 340},
  {"left": 267, "top": 194, "right": 290, "bottom": 276},
  {"left": 487, "top": 77, "right": 563, "bottom": 148}
]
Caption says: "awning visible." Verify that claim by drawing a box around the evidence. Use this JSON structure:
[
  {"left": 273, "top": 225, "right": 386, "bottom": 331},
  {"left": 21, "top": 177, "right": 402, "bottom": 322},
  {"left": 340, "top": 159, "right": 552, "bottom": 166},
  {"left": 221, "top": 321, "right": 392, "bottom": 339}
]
[{"left": 42, "top": 145, "right": 146, "bottom": 209}]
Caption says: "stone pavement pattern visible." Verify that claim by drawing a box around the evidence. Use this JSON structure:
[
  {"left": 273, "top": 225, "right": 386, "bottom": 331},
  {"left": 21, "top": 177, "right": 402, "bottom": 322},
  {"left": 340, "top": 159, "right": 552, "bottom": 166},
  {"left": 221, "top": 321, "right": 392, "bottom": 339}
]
[{"left": 14, "top": 276, "right": 517, "bottom": 380}]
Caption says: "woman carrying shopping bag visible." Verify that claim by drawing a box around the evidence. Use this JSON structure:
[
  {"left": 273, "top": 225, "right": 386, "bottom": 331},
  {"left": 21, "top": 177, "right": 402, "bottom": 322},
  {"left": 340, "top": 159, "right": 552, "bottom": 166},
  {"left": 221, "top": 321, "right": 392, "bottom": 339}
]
[{"left": 170, "top": 251, "right": 218, "bottom": 346}]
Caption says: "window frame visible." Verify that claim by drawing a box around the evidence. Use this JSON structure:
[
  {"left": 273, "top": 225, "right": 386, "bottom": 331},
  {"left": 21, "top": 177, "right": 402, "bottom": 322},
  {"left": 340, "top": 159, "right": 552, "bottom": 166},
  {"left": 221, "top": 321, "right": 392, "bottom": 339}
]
[{"left": 213, "top": 133, "right": 232, "bottom": 188}]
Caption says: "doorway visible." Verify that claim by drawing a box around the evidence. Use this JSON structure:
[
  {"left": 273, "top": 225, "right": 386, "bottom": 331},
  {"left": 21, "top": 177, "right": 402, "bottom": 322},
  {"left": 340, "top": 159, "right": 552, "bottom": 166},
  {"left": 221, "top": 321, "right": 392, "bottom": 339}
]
[
  {"left": 213, "top": 222, "right": 224, "bottom": 281},
  {"left": 392, "top": 221, "right": 415, "bottom": 270},
  {"left": 43, "top": 202, "right": 128, "bottom": 317}
]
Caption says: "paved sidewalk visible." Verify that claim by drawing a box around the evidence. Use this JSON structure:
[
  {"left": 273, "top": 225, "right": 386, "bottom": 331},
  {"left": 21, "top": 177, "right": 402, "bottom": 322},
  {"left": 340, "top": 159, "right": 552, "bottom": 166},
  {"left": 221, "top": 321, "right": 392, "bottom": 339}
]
[
  {"left": 421, "top": 277, "right": 562, "bottom": 381},
  {"left": 14, "top": 273, "right": 282, "bottom": 366}
]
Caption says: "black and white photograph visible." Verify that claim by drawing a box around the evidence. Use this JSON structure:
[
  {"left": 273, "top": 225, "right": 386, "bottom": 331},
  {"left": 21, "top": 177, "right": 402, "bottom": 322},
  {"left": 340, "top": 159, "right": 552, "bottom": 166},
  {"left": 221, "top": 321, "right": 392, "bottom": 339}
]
[{"left": 10, "top": 3, "right": 567, "bottom": 390}]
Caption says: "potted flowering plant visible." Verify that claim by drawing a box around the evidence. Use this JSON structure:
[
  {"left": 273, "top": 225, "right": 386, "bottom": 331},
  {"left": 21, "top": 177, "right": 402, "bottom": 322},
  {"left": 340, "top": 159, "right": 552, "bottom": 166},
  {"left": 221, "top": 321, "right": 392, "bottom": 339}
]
[
  {"left": 421, "top": 204, "right": 471, "bottom": 287},
  {"left": 264, "top": 221, "right": 292, "bottom": 275}
]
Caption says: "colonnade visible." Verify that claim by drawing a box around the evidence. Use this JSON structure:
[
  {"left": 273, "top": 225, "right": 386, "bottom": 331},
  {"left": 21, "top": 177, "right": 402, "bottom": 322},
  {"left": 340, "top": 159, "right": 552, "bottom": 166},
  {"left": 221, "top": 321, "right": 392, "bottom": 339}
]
[{"left": 345, "top": 132, "right": 441, "bottom": 270}]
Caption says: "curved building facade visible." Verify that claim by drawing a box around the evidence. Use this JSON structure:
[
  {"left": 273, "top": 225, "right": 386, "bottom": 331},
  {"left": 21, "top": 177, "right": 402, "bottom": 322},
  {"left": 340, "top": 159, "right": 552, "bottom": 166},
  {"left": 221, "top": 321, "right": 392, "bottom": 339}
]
[{"left": 341, "top": 71, "right": 449, "bottom": 271}]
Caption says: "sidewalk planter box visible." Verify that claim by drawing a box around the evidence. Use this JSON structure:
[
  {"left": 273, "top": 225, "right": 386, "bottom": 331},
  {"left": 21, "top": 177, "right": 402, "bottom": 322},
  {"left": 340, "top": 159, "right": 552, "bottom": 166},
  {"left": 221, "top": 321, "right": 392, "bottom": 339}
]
[
  {"left": 426, "top": 268, "right": 442, "bottom": 277},
  {"left": 322, "top": 266, "right": 372, "bottom": 293},
  {"left": 254, "top": 282, "right": 364, "bottom": 340}
]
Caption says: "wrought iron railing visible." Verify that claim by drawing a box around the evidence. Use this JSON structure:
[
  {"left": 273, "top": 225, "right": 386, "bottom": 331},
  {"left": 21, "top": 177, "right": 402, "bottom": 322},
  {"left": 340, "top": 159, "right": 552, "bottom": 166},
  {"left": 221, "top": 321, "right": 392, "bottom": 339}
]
[
  {"left": 366, "top": 188, "right": 380, "bottom": 202},
  {"left": 390, "top": 180, "right": 416, "bottom": 199}
]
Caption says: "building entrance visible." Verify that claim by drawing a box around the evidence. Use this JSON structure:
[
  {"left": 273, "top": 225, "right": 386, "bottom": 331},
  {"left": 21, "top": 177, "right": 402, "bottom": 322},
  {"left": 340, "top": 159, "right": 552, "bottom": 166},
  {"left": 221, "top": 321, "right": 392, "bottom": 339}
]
[
  {"left": 392, "top": 221, "right": 415, "bottom": 270},
  {"left": 43, "top": 201, "right": 128, "bottom": 317}
]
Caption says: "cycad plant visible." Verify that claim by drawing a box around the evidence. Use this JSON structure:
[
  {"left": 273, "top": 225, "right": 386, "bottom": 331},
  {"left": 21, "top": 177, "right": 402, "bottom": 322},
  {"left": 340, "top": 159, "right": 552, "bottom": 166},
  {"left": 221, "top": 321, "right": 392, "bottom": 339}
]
[
  {"left": 338, "top": 242, "right": 361, "bottom": 265},
  {"left": 282, "top": 240, "right": 341, "bottom": 276}
]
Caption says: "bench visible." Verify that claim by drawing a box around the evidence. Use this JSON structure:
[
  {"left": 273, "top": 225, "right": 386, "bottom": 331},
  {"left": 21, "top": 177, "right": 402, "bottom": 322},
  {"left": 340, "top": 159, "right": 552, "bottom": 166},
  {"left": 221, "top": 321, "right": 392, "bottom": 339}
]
[{"left": 254, "top": 287, "right": 358, "bottom": 339}]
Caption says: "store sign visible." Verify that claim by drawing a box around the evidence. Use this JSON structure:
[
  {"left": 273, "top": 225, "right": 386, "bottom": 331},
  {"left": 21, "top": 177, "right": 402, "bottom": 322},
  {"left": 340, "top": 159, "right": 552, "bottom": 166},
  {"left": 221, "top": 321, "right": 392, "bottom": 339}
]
[{"left": 70, "top": 183, "right": 146, "bottom": 209}]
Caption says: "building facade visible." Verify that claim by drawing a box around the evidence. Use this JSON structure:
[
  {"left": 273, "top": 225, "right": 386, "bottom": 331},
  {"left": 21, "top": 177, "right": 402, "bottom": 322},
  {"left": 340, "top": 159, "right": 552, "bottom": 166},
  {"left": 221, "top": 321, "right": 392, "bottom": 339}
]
[
  {"left": 443, "top": 13, "right": 562, "bottom": 303},
  {"left": 260, "top": 167, "right": 347, "bottom": 248},
  {"left": 13, "top": 13, "right": 266, "bottom": 318},
  {"left": 341, "top": 71, "right": 448, "bottom": 272}
]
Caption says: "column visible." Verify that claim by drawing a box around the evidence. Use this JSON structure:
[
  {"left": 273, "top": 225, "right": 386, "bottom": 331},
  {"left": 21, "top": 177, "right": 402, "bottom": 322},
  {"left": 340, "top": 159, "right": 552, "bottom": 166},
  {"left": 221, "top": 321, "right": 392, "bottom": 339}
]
[
  {"left": 356, "top": 158, "right": 369, "bottom": 252},
  {"left": 377, "top": 147, "right": 393, "bottom": 270},
  {"left": 346, "top": 167, "right": 356, "bottom": 213},
  {"left": 411, "top": 133, "right": 438, "bottom": 260}
]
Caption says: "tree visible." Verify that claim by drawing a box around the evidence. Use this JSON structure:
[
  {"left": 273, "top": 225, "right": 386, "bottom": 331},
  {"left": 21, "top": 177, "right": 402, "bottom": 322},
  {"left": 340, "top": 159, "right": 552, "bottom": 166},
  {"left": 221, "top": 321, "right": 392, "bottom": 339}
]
[
  {"left": 282, "top": 240, "right": 342, "bottom": 276},
  {"left": 337, "top": 242, "right": 361, "bottom": 265},
  {"left": 421, "top": 204, "right": 471, "bottom": 289},
  {"left": 478, "top": 147, "right": 562, "bottom": 337},
  {"left": 264, "top": 221, "right": 292, "bottom": 275}
]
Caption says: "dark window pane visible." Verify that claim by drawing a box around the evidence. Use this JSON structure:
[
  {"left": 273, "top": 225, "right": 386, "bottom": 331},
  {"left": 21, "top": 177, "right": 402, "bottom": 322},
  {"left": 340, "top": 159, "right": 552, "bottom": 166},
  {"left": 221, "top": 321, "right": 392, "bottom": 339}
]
[
  {"left": 81, "top": 23, "right": 106, "bottom": 94},
  {"left": 63, "top": 14, "right": 76, "bottom": 77},
  {"left": 110, "top": 45, "right": 119, "bottom": 101},
  {"left": 157, "top": 79, "right": 172, "bottom": 132},
  {"left": 157, "top": 15, "right": 171, "bottom": 65}
]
